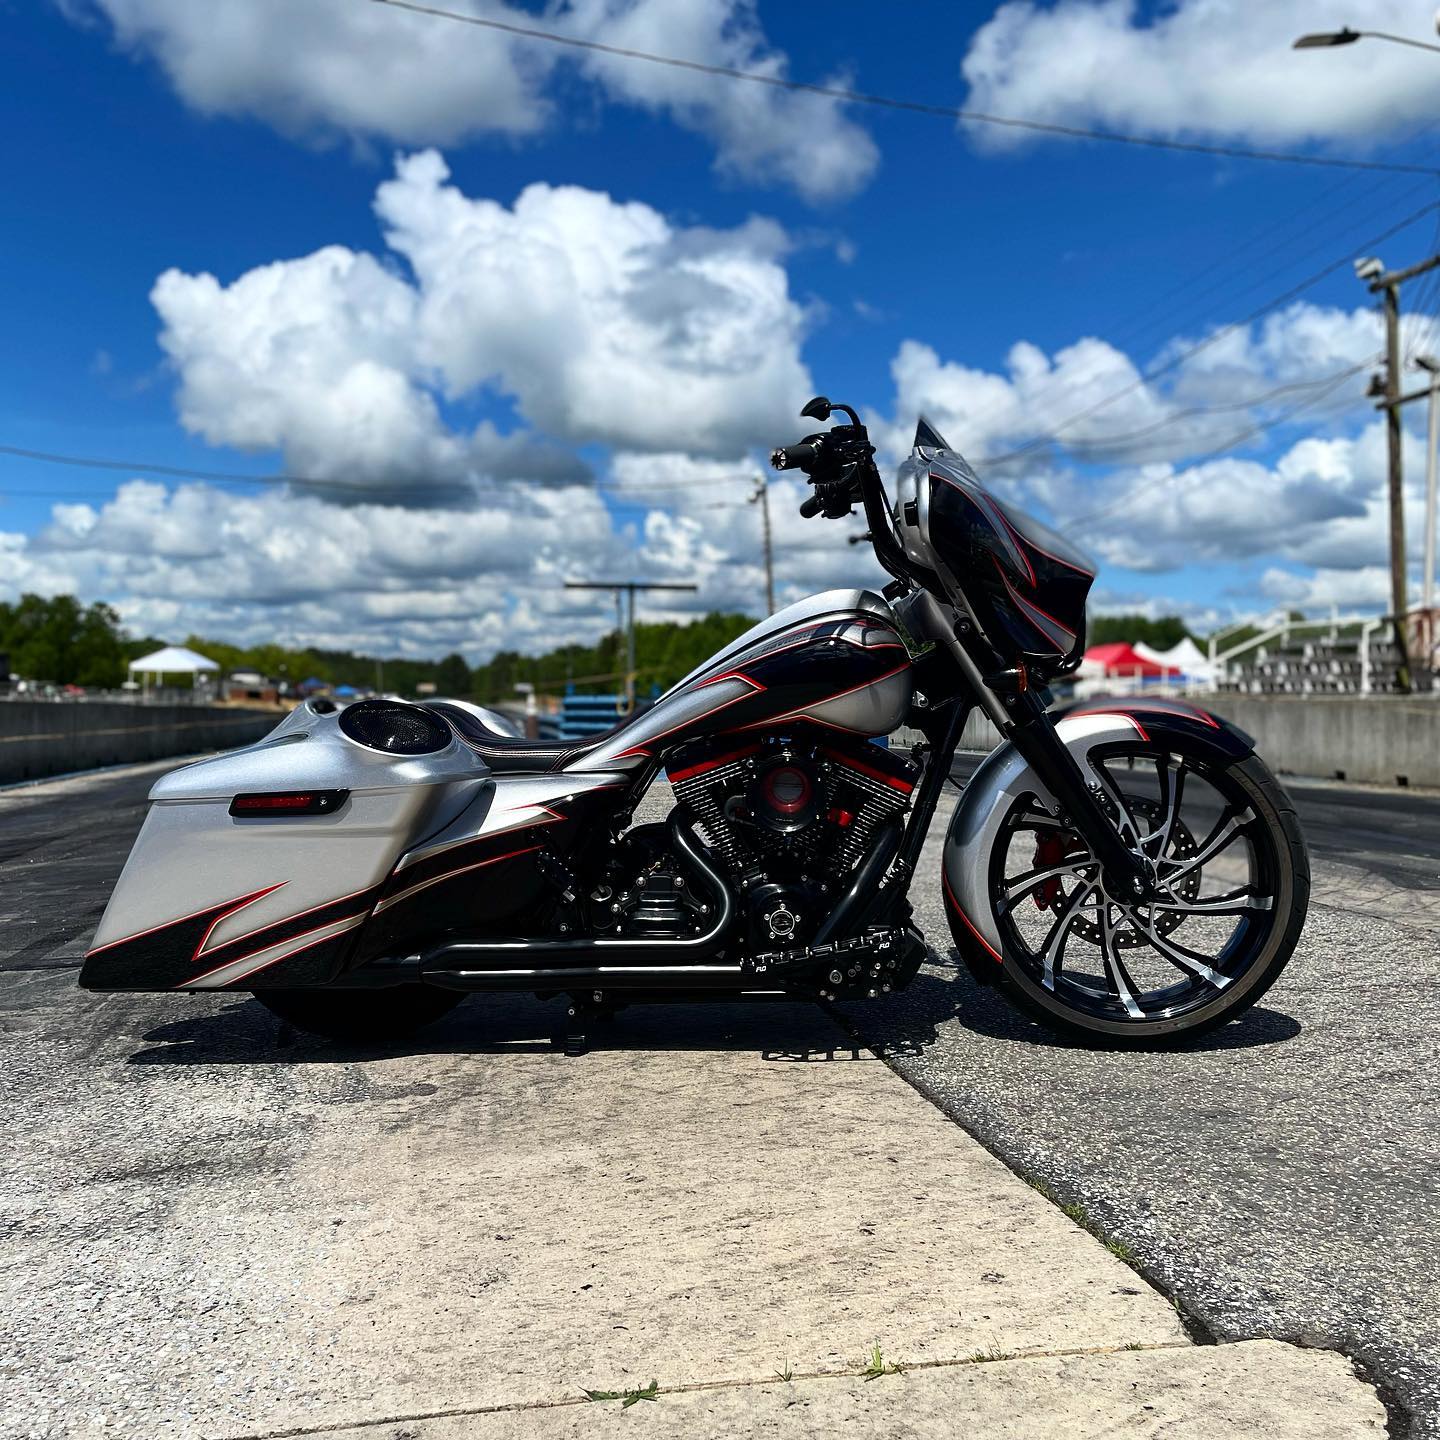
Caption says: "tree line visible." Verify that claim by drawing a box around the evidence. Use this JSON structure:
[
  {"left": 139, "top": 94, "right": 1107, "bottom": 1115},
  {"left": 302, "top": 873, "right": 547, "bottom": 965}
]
[
  {"left": 0, "top": 592, "right": 1209, "bottom": 698},
  {"left": 0, "top": 592, "right": 758, "bottom": 700}
]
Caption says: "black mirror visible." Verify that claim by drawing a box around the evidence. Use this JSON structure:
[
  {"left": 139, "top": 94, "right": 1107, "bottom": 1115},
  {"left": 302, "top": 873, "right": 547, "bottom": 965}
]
[{"left": 800, "top": 395, "right": 832, "bottom": 422}]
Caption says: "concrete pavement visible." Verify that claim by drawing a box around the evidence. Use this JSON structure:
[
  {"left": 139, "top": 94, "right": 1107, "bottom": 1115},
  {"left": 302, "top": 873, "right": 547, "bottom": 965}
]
[
  {"left": 0, "top": 761, "right": 1396, "bottom": 1437},
  {"left": 848, "top": 760, "right": 1440, "bottom": 1433}
]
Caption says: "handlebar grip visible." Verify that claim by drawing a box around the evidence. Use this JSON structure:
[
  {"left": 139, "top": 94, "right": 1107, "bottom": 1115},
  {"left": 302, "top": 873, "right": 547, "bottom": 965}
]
[
  {"left": 798, "top": 492, "right": 825, "bottom": 519},
  {"left": 771, "top": 441, "right": 820, "bottom": 472}
]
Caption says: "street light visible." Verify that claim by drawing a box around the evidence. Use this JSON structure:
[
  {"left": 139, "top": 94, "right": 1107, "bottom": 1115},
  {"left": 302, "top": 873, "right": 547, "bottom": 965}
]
[
  {"left": 1294, "top": 27, "right": 1361, "bottom": 47},
  {"left": 1293, "top": 25, "right": 1440, "bottom": 55}
]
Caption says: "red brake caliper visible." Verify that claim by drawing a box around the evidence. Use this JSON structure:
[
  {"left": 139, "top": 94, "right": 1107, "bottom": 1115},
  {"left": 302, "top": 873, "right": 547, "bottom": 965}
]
[{"left": 1032, "top": 832, "right": 1085, "bottom": 910}]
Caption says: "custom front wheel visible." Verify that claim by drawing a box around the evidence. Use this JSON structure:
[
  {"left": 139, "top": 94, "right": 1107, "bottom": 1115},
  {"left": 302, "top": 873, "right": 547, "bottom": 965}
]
[{"left": 958, "top": 740, "right": 1309, "bottom": 1046}]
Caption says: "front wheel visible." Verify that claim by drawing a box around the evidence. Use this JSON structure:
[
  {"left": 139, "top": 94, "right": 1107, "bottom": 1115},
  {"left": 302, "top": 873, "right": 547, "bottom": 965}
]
[
  {"left": 251, "top": 985, "right": 464, "bottom": 1041},
  {"left": 951, "top": 740, "right": 1309, "bottom": 1047}
]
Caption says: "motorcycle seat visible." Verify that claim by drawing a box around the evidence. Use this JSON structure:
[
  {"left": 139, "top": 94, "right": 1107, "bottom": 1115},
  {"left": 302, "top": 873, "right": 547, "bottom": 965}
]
[{"left": 424, "top": 700, "right": 631, "bottom": 774}]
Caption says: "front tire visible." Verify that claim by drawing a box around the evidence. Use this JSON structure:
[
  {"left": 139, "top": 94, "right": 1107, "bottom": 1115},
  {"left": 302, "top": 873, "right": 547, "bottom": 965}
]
[
  {"left": 950, "top": 742, "right": 1309, "bottom": 1048},
  {"left": 251, "top": 985, "right": 464, "bottom": 1041}
]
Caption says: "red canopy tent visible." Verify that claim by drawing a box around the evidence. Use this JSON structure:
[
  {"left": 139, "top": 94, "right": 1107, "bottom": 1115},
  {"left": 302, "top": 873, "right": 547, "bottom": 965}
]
[{"left": 1080, "top": 642, "right": 1178, "bottom": 678}]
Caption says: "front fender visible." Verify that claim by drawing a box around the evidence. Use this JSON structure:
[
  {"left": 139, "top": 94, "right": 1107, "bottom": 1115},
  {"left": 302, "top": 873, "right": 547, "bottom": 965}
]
[{"left": 942, "top": 699, "right": 1254, "bottom": 966}]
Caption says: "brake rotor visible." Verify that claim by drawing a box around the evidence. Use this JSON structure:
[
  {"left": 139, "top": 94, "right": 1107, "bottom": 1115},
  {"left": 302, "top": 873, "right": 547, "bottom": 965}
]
[{"left": 1036, "top": 797, "right": 1202, "bottom": 949}]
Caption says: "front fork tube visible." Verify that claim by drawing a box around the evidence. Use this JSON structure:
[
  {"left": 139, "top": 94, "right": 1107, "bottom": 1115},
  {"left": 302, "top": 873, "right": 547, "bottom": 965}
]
[
  {"left": 860, "top": 695, "right": 970, "bottom": 930},
  {"left": 1003, "top": 691, "right": 1151, "bottom": 901}
]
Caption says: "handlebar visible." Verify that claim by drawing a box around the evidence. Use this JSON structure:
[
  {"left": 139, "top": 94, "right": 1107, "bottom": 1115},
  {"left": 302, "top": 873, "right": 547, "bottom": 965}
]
[
  {"left": 770, "top": 440, "right": 822, "bottom": 473},
  {"left": 771, "top": 396, "right": 922, "bottom": 596}
]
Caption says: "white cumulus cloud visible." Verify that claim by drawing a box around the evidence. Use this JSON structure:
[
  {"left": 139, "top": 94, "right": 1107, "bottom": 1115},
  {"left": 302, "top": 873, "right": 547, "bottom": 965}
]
[
  {"left": 150, "top": 150, "right": 812, "bottom": 496},
  {"left": 961, "top": 0, "right": 1439, "bottom": 149},
  {"left": 66, "top": 0, "right": 876, "bottom": 201},
  {"left": 874, "top": 300, "right": 1389, "bottom": 472}
]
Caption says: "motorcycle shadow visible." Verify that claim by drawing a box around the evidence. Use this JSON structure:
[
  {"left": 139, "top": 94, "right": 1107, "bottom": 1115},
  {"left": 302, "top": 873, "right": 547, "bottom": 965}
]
[
  {"left": 125, "top": 991, "right": 928, "bottom": 1067},
  {"left": 845, "top": 955, "right": 1302, "bottom": 1054}
]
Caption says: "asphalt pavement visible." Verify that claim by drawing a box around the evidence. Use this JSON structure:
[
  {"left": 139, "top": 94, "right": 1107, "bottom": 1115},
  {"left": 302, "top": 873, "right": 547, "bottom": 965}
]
[{"left": 0, "top": 754, "right": 1433, "bottom": 1433}]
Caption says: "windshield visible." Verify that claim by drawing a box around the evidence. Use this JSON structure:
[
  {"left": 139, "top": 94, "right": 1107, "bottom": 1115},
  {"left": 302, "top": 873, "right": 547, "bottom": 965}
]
[{"left": 913, "top": 415, "right": 951, "bottom": 452}]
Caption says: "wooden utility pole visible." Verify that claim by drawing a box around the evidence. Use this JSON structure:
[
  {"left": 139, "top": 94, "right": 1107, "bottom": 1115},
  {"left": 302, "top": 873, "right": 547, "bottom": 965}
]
[
  {"left": 564, "top": 579, "right": 698, "bottom": 712},
  {"left": 750, "top": 475, "right": 775, "bottom": 615},
  {"left": 1368, "top": 251, "right": 1440, "bottom": 693}
]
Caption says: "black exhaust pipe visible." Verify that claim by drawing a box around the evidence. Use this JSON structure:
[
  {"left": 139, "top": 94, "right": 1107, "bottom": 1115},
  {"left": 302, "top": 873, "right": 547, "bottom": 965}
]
[{"left": 418, "top": 807, "right": 740, "bottom": 990}]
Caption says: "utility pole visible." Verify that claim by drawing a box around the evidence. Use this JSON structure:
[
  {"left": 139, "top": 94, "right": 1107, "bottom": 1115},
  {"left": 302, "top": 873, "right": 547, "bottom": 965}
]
[
  {"left": 750, "top": 474, "right": 775, "bottom": 615},
  {"left": 1364, "top": 250, "right": 1440, "bottom": 692},
  {"left": 1417, "top": 354, "right": 1440, "bottom": 675},
  {"left": 564, "top": 579, "right": 698, "bottom": 713}
]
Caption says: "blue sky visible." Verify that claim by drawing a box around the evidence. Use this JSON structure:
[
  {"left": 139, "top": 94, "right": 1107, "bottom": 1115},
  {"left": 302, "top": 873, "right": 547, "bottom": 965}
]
[{"left": 5, "top": 0, "right": 1440, "bottom": 658}]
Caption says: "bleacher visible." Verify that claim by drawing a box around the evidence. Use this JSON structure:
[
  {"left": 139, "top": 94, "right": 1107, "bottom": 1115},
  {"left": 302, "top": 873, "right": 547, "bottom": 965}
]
[{"left": 1216, "top": 633, "right": 1406, "bottom": 695}]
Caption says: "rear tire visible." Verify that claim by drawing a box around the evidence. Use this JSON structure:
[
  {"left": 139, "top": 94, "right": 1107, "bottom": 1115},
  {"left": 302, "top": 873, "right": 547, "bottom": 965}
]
[{"left": 251, "top": 985, "right": 464, "bottom": 1041}]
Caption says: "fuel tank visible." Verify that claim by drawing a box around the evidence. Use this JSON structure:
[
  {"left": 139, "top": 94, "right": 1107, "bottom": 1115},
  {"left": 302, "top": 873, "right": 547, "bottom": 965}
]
[{"left": 568, "top": 589, "right": 913, "bottom": 773}]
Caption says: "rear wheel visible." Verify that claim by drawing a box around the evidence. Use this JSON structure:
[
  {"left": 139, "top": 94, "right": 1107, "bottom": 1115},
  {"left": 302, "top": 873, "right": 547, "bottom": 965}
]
[
  {"left": 955, "top": 740, "right": 1308, "bottom": 1047},
  {"left": 251, "top": 985, "right": 464, "bottom": 1041}
]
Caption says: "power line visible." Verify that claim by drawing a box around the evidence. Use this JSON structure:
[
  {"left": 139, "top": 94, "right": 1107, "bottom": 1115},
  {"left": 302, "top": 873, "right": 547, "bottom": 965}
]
[
  {"left": 945, "top": 109, "right": 1440, "bottom": 439},
  {"left": 945, "top": 174, "right": 1432, "bottom": 455},
  {"left": 362, "top": 0, "right": 1440, "bottom": 178},
  {"left": 979, "top": 196, "right": 1440, "bottom": 468},
  {"left": 1048, "top": 361, "right": 1376, "bottom": 459},
  {"left": 1100, "top": 176, "right": 1434, "bottom": 365},
  {"left": 1067, "top": 366, "right": 1364, "bottom": 529},
  {"left": 0, "top": 443, "right": 754, "bottom": 500}
]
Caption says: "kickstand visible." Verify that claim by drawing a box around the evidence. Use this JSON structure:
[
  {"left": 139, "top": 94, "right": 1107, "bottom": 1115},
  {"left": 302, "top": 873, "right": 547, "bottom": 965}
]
[{"left": 555, "top": 996, "right": 607, "bottom": 1056}]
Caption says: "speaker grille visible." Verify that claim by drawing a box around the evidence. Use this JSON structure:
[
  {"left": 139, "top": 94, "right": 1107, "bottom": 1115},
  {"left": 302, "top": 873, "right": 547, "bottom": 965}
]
[{"left": 338, "top": 699, "right": 452, "bottom": 755}]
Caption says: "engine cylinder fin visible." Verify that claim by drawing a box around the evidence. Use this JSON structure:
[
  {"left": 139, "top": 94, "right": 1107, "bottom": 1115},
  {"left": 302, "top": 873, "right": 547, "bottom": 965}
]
[{"left": 669, "top": 736, "right": 915, "bottom": 886}]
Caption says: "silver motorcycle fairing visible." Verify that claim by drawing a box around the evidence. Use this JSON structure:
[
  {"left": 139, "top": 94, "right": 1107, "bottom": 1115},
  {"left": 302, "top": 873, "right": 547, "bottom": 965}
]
[
  {"left": 373, "top": 772, "right": 628, "bottom": 917},
  {"left": 82, "top": 704, "right": 488, "bottom": 990},
  {"left": 942, "top": 705, "right": 1254, "bottom": 964}
]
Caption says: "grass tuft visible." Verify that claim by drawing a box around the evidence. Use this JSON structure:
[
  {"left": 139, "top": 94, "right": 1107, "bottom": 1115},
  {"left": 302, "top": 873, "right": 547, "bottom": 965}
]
[
  {"left": 582, "top": 1379, "right": 659, "bottom": 1408},
  {"left": 968, "top": 1344, "right": 1016, "bottom": 1364},
  {"left": 861, "top": 1342, "right": 906, "bottom": 1381}
]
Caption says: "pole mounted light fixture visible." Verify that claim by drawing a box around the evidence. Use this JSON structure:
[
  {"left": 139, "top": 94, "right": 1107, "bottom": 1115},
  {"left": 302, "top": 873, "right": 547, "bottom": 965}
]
[
  {"left": 1293, "top": 25, "right": 1440, "bottom": 54},
  {"left": 1293, "top": 27, "right": 1361, "bottom": 47}
]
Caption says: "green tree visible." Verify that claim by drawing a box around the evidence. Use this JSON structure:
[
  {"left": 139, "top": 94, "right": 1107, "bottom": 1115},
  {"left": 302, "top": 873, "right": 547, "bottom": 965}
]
[
  {"left": 1088, "top": 614, "right": 1195, "bottom": 650},
  {"left": 0, "top": 593, "right": 130, "bottom": 687},
  {"left": 434, "top": 652, "right": 471, "bottom": 697}
]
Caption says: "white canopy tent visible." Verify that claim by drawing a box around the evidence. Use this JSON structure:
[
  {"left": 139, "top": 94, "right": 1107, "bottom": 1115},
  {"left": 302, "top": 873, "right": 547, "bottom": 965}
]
[
  {"left": 1134, "top": 637, "right": 1216, "bottom": 686},
  {"left": 127, "top": 645, "right": 219, "bottom": 695}
]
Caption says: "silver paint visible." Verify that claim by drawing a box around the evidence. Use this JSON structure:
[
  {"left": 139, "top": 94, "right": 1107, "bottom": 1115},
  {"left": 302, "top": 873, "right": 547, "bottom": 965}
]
[
  {"left": 90, "top": 703, "right": 486, "bottom": 955},
  {"left": 942, "top": 712, "right": 1152, "bottom": 958}
]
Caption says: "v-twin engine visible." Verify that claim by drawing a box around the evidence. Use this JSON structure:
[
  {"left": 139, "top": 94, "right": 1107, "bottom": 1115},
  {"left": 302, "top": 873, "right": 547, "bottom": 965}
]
[{"left": 667, "top": 736, "right": 917, "bottom": 945}]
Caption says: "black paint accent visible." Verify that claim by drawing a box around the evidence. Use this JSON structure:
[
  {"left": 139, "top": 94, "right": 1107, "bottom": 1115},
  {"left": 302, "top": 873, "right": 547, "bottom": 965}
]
[
  {"left": 79, "top": 884, "right": 381, "bottom": 992},
  {"left": 927, "top": 464, "right": 1094, "bottom": 674},
  {"left": 1051, "top": 695, "right": 1257, "bottom": 765}
]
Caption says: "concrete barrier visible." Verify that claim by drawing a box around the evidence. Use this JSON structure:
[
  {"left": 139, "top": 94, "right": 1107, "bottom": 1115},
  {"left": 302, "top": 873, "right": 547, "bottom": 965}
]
[
  {"left": 0, "top": 701, "right": 278, "bottom": 785},
  {"left": 897, "top": 694, "right": 1437, "bottom": 788},
  {"left": 1200, "top": 693, "right": 1440, "bottom": 788}
]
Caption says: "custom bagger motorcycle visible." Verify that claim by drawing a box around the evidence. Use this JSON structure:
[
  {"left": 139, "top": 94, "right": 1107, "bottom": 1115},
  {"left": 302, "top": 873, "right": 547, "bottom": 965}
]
[{"left": 81, "top": 399, "right": 1308, "bottom": 1047}]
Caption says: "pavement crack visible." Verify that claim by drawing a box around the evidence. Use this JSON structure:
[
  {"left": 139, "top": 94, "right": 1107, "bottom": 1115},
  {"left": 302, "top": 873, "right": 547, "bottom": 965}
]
[{"left": 208, "top": 1341, "right": 1198, "bottom": 1440}]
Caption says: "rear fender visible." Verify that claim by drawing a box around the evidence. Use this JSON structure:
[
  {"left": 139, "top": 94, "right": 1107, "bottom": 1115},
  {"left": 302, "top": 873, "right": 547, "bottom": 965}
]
[{"left": 942, "top": 700, "right": 1254, "bottom": 967}]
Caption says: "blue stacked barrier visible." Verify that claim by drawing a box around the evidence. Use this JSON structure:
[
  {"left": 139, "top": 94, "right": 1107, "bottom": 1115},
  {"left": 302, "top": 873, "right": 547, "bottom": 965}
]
[{"left": 558, "top": 690, "right": 623, "bottom": 740}]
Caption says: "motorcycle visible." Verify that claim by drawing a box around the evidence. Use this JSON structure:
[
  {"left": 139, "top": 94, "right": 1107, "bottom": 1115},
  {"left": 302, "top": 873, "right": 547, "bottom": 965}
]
[{"left": 80, "top": 398, "right": 1308, "bottom": 1047}]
